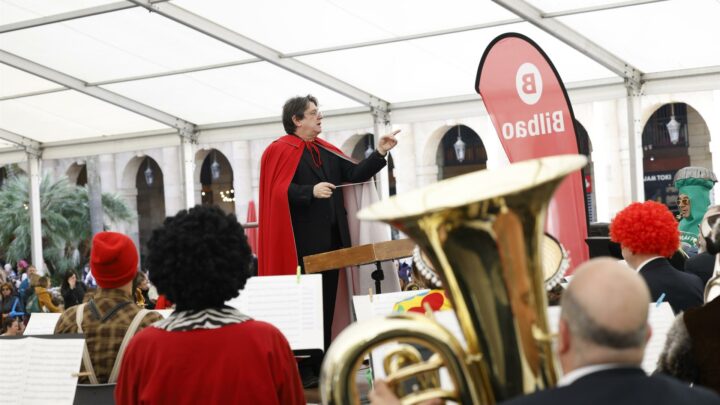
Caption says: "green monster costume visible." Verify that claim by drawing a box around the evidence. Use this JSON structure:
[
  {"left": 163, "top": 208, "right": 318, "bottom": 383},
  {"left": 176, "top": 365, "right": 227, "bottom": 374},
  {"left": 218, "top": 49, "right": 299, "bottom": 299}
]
[{"left": 674, "top": 167, "right": 717, "bottom": 250}]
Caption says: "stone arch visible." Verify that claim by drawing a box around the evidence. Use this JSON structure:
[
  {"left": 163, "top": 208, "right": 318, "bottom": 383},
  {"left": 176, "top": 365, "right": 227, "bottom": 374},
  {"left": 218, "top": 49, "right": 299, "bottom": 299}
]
[
  {"left": 196, "top": 148, "right": 235, "bottom": 215},
  {"left": 119, "top": 154, "right": 166, "bottom": 262},
  {"left": 350, "top": 134, "right": 375, "bottom": 161},
  {"left": 119, "top": 151, "right": 163, "bottom": 191},
  {"left": 65, "top": 161, "right": 87, "bottom": 186},
  {"left": 435, "top": 124, "right": 487, "bottom": 180},
  {"left": 340, "top": 133, "right": 366, "bottom": 157},
  {"left": 641, "top": 102, "right": 713, "bottom": 214},
  {"left": 421, "top": 124, "right": 454, "bottom": 169}
]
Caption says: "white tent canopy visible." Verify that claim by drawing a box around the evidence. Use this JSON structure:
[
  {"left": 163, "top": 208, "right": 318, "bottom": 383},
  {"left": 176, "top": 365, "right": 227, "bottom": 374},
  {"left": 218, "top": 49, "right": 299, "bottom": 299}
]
[
  {"left": 2, "top": 0, "right": 719, "bottom": 150},
  {"left": 1, "top": 0, "right": 719, "bottom": 270}
]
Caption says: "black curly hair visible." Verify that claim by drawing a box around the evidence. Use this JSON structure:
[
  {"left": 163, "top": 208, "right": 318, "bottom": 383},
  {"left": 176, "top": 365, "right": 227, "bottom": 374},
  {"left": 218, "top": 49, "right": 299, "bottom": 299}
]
[{"left": 146, "top": 205, "right": 252, "bottom": 311}]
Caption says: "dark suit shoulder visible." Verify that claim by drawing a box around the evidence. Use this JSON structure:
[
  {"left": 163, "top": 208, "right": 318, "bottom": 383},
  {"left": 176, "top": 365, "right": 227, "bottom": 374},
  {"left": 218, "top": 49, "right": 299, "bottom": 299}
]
[
  {"left": 685, "top": 253, "right": 715, "bottom": 285},
  {"left": 499, "top": 368, "right": 720, "bottom": 405}
]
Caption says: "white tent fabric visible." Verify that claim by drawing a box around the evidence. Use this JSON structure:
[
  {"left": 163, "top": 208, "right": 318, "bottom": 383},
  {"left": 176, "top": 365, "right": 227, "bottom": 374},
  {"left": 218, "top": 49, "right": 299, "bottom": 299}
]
[
  {"left": 1, "top": 0, "right": 719, "bottom": 148},
  {"left": 1, "top": 0, "right": 719, "bottom": 271}
]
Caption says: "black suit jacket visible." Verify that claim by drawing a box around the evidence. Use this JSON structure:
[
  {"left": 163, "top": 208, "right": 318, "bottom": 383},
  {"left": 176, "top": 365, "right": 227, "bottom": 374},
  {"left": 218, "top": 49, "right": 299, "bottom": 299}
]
[
  {"left": 685, "top": 252, "right": 716, "bottom": 286},
  {"left": 288, "top": 144, "right": 386, "bottom": 266},
  {"left": 500, "top": 367, "right": 720, "bottom": 405},
  {"left": 640, "top": 257, "right": 703, "bottom": 314}
]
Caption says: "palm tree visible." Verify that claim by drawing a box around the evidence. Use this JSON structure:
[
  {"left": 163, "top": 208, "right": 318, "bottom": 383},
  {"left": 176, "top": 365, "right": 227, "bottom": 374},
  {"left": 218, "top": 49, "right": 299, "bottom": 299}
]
[{"left": 0, "top": 174, "right": 134, "bottom": 276}]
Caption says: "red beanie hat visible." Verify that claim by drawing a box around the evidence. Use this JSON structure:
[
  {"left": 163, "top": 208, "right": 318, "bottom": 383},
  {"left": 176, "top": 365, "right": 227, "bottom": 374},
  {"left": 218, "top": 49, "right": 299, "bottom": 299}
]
[
  {"left": 609, "top": 200, "right": 680, "bottom": 258},
  {"left": 91, "top": 232, "right": 138, "bottom": 289}
]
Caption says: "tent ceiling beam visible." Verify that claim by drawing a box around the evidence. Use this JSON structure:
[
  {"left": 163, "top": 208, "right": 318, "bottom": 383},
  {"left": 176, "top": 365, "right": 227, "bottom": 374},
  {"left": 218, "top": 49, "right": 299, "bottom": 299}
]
[
  {"left": 0, "top": 0, "right": 169, "bottom": 34},
  {"left": 0, "top": 128, "right": 41, "bottom": 156},
  {"left": 127, "top": 0, "right": 390, "bottom": 112},
  {"left": 493, "top": 0, "right": 643, "bottom": 87},
  {"left": 0, "top": 49, "right": 196, "bottom": 134},
  {"left": 543, "top": 0, "right": 669, "bottom": 18}
]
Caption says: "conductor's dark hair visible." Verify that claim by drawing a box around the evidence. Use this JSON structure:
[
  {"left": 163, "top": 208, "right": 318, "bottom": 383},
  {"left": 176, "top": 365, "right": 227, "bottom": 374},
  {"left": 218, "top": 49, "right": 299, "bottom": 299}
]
[
  {"left": 146, "top": 205, "right": 252, "bottom": 311},
  {"left": 282, "top": 94, "right": 318, "bottom": 135}
]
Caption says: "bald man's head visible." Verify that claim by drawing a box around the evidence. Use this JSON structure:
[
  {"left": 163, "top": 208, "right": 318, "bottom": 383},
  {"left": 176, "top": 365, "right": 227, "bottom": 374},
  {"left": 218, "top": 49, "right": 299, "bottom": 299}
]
[{"left": 561, "top": 258, "right": 650, "bottom": 352}]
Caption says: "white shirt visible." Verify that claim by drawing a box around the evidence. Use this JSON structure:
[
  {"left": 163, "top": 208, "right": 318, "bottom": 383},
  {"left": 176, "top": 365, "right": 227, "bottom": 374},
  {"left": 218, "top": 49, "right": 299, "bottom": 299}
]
[
  {"left": 634, "top": 256, "right": 662, "bottom": 273},
  {"left": 558, "top": 363, "right": 629, "bottom": 386}
]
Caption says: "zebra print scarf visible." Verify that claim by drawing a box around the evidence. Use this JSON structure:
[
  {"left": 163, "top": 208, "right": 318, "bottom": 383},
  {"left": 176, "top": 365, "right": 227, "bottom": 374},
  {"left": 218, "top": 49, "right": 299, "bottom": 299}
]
[{"left": 153, "top": 307, "right": 251, "bottom": 332}]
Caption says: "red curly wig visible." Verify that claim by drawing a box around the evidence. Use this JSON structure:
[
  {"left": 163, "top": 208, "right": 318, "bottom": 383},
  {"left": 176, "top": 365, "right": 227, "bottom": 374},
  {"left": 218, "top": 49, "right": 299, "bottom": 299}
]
[{"left": 609, "top": 200, "right": 679, "bottom": 257}]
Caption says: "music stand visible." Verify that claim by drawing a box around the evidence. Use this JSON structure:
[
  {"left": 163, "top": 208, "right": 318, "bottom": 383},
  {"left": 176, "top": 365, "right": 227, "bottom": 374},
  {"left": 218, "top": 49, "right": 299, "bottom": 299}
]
[{"left": 303, "top": 239, "right": 415, "bottom": 294}]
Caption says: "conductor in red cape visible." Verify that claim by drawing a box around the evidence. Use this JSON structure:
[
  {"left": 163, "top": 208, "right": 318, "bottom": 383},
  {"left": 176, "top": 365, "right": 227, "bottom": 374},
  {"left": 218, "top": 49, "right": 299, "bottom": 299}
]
[{"left": 258, "top": 94, "right": 399, "bottom": 351}]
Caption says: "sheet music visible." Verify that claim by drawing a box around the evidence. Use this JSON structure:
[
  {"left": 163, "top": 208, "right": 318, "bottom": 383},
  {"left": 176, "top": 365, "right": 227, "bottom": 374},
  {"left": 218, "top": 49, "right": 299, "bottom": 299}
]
[
  {"left": 352, "top": 290, "right": 461, "bottom": 402},
  {"left": 153, "top": 309, "right": 174, "bottom": 319},
  {"left": 24, "top": 313, "right": 61, "bottom": 336},
  {"left": 352, "top": 290, "right": 430, "bottom": 322},
  {"left": 364, "top": 301, "right": 675, "bottom": 389},
  {"left": 227, "top": 274, "right": 323, "bottom": 351},
  {"left": 642, "top": 302, "right": 675, "bottom": 374},
  {"left": 0, "top": 336, "right": 84, "bottom": 405},
  {"left": 548, "top": 303, "right": 674, "bottom": 374}
]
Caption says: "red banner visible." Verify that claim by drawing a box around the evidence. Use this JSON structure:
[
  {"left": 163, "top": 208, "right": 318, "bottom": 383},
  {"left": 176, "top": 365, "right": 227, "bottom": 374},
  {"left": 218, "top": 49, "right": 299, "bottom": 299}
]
[{"left": 476, "top": 33, "right": 589, "bottom": 273}]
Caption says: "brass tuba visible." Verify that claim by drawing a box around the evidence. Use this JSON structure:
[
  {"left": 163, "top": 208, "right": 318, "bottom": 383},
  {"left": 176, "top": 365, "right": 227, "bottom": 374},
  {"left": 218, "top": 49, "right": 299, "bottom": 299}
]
[{"left": 320, "top": 155, "right": 588, "bottom": 404}]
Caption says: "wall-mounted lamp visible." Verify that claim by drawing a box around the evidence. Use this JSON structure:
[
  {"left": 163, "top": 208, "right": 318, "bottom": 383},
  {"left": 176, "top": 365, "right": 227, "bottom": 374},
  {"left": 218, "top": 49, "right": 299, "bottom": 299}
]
[
  {"left": 453, "top": 125, "right": 466, "bottom": 163},
  {"left": 210, "top": 151, "right": 221, "bottom": 180},
  {"left": 666, "top": 103, "right": 681, "bottom": 145},
  {"left": 144, "top": 158, "right": 154, "bottom": 186}
]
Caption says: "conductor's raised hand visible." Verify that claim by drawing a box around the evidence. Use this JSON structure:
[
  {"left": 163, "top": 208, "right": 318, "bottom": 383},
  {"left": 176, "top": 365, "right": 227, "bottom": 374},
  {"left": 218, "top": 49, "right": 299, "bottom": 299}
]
[
  {"left": 313, "top": 182, "right": 336, "bottom": 199},
  {"left": 377, "top": 129, "right": 401, "bottom": 156}
]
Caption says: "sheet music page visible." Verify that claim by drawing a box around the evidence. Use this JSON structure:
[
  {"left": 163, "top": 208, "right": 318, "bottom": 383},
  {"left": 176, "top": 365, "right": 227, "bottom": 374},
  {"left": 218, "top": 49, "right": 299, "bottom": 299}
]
[
  {"left": 546, "top": 306, "right": 561, "bottom": 335},
  {"left": 642, "top": 302, "right": 675, "bottom": 374},
  {"left": 352, "top": 290, "right": 430, "bottom": 322},
  {"left": 153, "top": 309, "right": 174, "bottom": 319},
  {"left": 548, "top": 303, "right": 674, "bottom": 374},
  {"left": 0, "top": 339, "right": 28, "bottom": 405},
  {"left": 0, "top": 336, "right": 84, "bottom": 405},
  {"left": 228, "top": 274, "right": 323, "bottom": 351},
  {"left": 368, "top": 309, "right": 461, "bottom": 405},
  {"left": 23, "top": 313, "right": 62, "bottom": 335}
]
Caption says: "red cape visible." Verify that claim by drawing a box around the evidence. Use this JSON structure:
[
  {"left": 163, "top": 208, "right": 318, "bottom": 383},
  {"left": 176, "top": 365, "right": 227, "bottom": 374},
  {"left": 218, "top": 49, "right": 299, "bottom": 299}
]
[{"left": 258, "top": 135, "right": 348, "bottom": 276}]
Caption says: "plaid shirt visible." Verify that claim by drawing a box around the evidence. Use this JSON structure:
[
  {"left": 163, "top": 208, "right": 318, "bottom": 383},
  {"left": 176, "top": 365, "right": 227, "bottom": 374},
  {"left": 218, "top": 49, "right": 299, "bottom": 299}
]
[{"left": 54, "top": 288, "right": 163, "bottom": 383}]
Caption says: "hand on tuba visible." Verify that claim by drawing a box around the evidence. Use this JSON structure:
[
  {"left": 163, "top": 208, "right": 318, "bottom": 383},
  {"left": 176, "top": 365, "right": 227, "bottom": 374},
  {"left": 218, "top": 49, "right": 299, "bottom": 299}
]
[{"left": 369, "top": 380, "right": 442, "bottom": 405}]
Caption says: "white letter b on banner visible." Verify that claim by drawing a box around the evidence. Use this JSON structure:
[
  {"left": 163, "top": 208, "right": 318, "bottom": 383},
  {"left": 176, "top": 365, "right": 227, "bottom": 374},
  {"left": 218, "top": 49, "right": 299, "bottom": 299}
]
[{"left": 516, "top": 63, "right": 542, "bottom": 105}]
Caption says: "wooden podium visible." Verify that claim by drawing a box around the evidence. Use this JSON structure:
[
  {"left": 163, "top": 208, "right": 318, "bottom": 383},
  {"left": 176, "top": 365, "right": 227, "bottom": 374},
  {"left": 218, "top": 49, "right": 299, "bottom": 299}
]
[{"left": 303, "top": 239, "right": 415, "bottom": 293}]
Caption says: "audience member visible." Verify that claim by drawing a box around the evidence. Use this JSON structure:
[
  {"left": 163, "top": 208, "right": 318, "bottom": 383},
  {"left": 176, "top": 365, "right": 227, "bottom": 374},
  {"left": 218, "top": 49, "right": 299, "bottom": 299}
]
[
  {"left": 684, "top": 205, "right": 720, "bottom": 286},
  {"left": 132, "top": 271, "right": 154, "bottom": 309},
  {"left": 115, "top": 205, "right": 305, "bottom": 404},
  {"left": 610, "top": 201, "right": 703, "bottom": 313},
  {"left": 673, "top": 167, "right": 717, "bottom": 254},
  {"left": 34, "top": 276, "right": 62, "bottom": 313},
  {"left": 369, "top": 259, "right": 720, "bottom": 405},
  {"left": 0, "top": 316, "right": 24, "bottom": 336},
  {"left": 657, "top": 208, "right": 720, "bottom": 394},
  {"left": 55, "top": 232, "right": 163, "bottom": 384},
  {"left": 17, "top": 264, "right": 37, "bottom": 305},
  {"left": 60, "top": 271, "right": 87, "bottom": 309},
  {"left": 1, "top": 282, "right": 23, "bottom": 320}
]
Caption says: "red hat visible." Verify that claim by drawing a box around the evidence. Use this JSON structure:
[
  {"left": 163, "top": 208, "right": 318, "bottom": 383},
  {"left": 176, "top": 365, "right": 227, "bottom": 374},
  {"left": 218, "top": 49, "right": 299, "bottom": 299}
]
[{"left": 91, "top": 232, "right": 138, "bottom": 289}]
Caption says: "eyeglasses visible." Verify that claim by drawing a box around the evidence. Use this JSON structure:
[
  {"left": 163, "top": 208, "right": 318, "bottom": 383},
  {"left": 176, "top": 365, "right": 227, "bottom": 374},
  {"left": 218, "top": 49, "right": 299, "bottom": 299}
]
[{"left": 305, "top": 109, "right": 322, "bottom": 118}]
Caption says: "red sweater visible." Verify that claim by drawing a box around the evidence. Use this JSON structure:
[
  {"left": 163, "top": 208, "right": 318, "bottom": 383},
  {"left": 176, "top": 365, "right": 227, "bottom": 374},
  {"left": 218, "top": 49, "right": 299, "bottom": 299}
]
[{"left": 115, "top": 320, "right": 305, "bottom": 405}]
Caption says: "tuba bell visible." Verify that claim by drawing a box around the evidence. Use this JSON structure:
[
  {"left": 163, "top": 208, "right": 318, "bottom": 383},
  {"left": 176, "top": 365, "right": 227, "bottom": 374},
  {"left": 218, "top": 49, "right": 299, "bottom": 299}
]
[{"left": 320, "top": 155, "right": 588, "bottom": 404}]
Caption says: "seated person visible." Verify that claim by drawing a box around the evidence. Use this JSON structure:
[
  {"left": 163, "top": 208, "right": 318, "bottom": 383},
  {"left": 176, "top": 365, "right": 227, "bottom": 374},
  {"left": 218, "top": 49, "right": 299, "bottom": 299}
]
[
  {"left": 55, "top": 232, "right": 163, "bottom": 384},
  {"left": 34, "top": 276, "right": 62, "bottom": 313},
  {"left": 370, "top": 259, "right": 720, "bottom": 405},
  {"left": 115, "top": 205, "right": 305, "bottom": 405},
  {"left": 657, "top": 209, "right": 720, "bottom": 394},
  {"left": 610, "top": 201, "right": 703, "bottom": 313}
]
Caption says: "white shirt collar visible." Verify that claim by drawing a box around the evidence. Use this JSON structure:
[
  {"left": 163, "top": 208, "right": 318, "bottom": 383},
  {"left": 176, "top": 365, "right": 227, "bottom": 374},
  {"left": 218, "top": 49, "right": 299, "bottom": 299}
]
[
  {"left": 558, "top": 363, "right": 628, "bottom": 386},
  {"left": 635, "top": 256, "right": 662, "bottom": 273}
]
